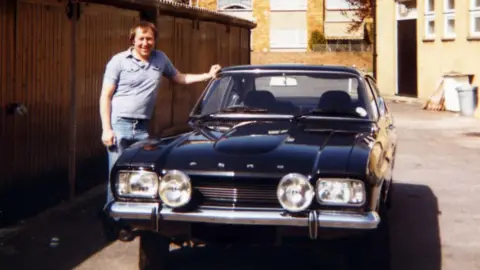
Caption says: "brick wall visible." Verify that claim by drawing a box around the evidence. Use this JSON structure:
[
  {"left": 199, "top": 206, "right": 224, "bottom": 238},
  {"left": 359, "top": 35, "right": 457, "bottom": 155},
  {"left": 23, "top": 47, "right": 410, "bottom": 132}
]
[
  {"left": 251, "top": 52, "right": 373, "bottom": 71},
  {"left": 252, "top": 0, "right": 270, "bottom": 52},
  {"left": 307, "top": 0, "right": 324, "bottom": 51},
  {"left": 196, "top": 0, "right": 217, "bottom": 10}
]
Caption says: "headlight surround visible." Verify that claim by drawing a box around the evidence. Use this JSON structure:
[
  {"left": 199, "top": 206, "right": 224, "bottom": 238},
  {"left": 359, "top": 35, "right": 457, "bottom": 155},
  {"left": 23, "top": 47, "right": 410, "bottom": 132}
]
[
  {"left": 158, "top": 170, "right": 192, "bottom": 208},
  {"left": 116, "top": 170, "right": 159, "bottom": 198},
  {"left": 277, "top": 173, "right": 315, "bottom": 212},
  {"left": 316, "top": 179, "right": 365, "bottom": 206}
]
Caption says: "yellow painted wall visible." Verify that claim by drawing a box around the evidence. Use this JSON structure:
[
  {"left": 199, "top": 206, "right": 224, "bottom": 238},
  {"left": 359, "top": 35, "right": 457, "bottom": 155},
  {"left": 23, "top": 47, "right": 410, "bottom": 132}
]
[
  {"left": 376, "top": 0, "right": 397, "bottom": 96},
  {"left": 416, "top": 0, "right": 480, "bottom": 105}
]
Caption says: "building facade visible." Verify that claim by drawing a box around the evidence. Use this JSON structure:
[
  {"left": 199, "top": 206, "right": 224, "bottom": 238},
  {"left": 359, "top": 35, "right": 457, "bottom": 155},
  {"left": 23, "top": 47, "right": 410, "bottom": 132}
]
[
  {"left": 376, "top": 0, "right": 480, "bottom": 115},
  {"left": 192, "top": 0, "right": 369, "bottom": 53}
]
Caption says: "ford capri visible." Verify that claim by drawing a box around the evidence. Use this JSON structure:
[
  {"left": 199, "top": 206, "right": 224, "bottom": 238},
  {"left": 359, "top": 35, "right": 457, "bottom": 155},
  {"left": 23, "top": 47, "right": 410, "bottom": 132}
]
[{"left": 103, "top": 64, "right": 397, "bottom": 270}]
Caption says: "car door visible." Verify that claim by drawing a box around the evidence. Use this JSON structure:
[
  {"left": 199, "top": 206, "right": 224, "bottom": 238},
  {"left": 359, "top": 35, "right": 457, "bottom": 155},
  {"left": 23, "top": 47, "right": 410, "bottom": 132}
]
[
  {"left": 362, "top": 76, "right": 388, "bottom": 182},
  {"left": 366, "top": 76, "right": 396, "bottom": 180},
  {"left": 367, "top": 77, "right": 397, "bottom": 149}
]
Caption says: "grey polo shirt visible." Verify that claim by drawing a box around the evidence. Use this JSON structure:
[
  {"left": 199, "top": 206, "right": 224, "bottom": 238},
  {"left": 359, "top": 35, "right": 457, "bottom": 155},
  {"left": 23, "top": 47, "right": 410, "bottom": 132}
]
[{"left": 102, "top": 48, "right": 177, "bottom": 120}]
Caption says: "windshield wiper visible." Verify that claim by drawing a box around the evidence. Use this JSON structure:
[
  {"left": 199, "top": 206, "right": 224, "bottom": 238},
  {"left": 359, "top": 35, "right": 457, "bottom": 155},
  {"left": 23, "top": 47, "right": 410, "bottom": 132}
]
[
  {"left": 193, "top": 106, "right": 268, "bottom": 122},
  {"left": 218, "top": 106, "right": 268, "bottom": 113},
  {"left": 293, "top": 108, "right": 362, "bottom": 120}
]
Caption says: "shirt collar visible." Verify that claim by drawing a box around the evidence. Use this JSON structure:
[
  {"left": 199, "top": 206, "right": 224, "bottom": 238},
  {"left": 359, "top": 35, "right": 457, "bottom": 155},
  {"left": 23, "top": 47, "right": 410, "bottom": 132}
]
[{"left": 126, "top": 47, "right": 156, "bottom": 61}]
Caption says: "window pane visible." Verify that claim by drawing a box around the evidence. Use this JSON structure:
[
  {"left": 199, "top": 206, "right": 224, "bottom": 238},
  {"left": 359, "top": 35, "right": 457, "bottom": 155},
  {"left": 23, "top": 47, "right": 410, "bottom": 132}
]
[
  {"left": 218, "top": 0, "right": 252, "bottom": 9},
  {"left": 447, "top": 19, "right": 455, "bottom": 34},
  {"left": 325, "top": 0, "right": 350, "bottom": 9},
  {"left": 476, "top": 0, "right": 480, "bottom": 8},
  {"left": 270, "top": 0, "right": 306, "bottom": 10},
  {"left": 270, "top": 29, "right": 307, "bottom": 48},
  {"left": 427, "top": 0, "right": 435, "bottom": 11},
  {"left": 475, "top": 17, "right": 480, "bottom": 32},
  {"left": 428, "top": 20, "right": 435, "bottom": 34},
  {"left": 447, "top": 0, "right": 454, "bottom": 10}
]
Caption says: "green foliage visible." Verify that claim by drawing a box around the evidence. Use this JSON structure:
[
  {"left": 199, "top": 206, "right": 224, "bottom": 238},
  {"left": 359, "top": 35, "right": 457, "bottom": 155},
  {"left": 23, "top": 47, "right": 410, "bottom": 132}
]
[{"left": 309, "top": 30, "right": 326, "bottom": 50}]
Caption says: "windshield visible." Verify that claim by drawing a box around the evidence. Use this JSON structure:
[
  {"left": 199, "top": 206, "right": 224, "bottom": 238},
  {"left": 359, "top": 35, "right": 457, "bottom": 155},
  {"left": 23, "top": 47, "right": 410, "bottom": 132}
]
[{"left": 192, "top": 71, "right": 374, "bottom": 120}]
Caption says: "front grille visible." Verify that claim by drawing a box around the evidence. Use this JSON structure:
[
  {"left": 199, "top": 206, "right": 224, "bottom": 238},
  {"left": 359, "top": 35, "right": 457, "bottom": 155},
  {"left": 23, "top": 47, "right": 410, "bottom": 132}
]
[{"left": 191, "top": 176, "right": 281, "bottom": 209}]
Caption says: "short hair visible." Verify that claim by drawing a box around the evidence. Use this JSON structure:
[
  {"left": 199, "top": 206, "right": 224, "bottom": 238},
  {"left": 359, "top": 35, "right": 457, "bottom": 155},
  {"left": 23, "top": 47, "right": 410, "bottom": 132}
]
[{"left": 129, "top": 21, "right": 158, "bottom": 41}]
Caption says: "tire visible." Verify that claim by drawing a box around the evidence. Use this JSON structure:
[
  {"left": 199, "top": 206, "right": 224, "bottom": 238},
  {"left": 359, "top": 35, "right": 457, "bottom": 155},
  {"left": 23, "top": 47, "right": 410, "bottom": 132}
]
[
  {"left": 139, "top": 231, "right": 170, "bottom": 270},
  {"left": 99, "top": 211, "right": 119, "bottom": 242},
  {"left": 386, "top": 150, "right": 396, "bottom": 209},
  {"left": 346, "top": 204, "right": 391, "bottom": 270},
  {"left": 385, "top": 180, "right": 394, "bottom": 209}
]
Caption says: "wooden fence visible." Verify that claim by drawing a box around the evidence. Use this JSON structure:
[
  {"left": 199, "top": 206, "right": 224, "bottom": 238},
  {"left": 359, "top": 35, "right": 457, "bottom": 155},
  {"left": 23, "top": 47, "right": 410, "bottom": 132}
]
[{"left": 0, "top": 0, "right": 255, "bottom": 225}]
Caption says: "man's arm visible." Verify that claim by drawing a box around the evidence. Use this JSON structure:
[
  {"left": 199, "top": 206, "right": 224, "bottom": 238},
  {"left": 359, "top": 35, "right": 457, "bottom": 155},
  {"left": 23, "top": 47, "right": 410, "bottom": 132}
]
[
  {"left": 99, "top": 84, "right": 116, "bottom": 131},
  {"left": 161, "top": 53, "right": 221, "bottom": 85},
  {"left": 171, "top": 72, "right": 214, "bottom": 85},
  {"left": 99, "top": 56, "right": 120, "bottom": 146}
]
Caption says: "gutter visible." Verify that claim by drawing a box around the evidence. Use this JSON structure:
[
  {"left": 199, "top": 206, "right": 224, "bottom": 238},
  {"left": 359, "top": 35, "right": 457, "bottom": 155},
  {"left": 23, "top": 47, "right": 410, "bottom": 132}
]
[{"left": 79, "top": 0, "right": 257, "bottom": 29}]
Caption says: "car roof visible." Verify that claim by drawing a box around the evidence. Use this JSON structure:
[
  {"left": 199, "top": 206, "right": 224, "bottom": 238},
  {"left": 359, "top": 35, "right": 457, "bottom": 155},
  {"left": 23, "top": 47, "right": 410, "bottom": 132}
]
[{"left": 220, "top": 64, "right": 367, "bottom": 77}]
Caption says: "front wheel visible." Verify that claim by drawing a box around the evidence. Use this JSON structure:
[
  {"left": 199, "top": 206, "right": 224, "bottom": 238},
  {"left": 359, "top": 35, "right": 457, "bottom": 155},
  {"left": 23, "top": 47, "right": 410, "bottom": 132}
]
[
  {"left": 139, "top": 231, "right": 170, "bottom": 270},
  {"left": 346, "top": 205, "right": 391, "bottom": 270}
]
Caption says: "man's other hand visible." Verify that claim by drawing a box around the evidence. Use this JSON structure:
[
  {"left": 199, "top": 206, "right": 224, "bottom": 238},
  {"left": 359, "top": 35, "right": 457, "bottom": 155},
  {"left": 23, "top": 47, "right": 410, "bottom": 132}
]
[{"left": 102, "top": 129, "right": 116, "bottom": 147}]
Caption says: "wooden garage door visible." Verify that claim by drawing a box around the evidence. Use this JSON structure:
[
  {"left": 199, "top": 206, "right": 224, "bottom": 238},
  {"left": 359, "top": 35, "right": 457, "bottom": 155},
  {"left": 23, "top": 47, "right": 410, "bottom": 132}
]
[
  {"left": 1, "top": 0, "right": 73, "bottom": 223},
  {"left": 0, "top": 0, "right": 15, "bottom": 207}
]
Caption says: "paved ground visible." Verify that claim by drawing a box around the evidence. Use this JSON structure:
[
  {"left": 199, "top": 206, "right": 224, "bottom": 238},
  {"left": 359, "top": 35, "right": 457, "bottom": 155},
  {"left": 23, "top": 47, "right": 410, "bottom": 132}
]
[{"left": 1, "top": 101, "right": 480, "bottom": 270}]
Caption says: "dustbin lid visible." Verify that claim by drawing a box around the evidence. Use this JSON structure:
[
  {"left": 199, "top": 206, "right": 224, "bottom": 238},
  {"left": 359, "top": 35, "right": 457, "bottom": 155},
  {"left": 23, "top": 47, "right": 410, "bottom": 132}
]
[{"left": 456, "top": 84, "right": 473, "bottom": 92}]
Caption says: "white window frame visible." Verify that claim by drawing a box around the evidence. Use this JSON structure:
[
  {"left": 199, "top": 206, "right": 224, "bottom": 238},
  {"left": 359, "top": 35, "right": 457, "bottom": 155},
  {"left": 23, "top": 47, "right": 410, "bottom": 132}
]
[
  {"left": 442, "top": 0, "right": 455, "bottom": 38},
  {"left": 217, "top": 0, "right": 252, "bottom": 10},
  {"left": 470, "top": 11, "right": 480, "bottom": 37},
  {"left": 469, "top": 0, "right": 480, "bottom": 37},
  {"left": 471, "top": 0, "right": 480, "bottom": 10},
  {"left": 425, "top": 15, "right": 436, "bottom": 39},
  {"left": 444, "top": 0, "right": 455, "bottom": 12},
  {"left": 425, "top": 0, "right": 435, "bottom": 14},
  {"left": 443, "top": 14, "right": 456, "bottom": 38},
  {"left": 270, "top": 0, "right": 307, "bottom": 11}
]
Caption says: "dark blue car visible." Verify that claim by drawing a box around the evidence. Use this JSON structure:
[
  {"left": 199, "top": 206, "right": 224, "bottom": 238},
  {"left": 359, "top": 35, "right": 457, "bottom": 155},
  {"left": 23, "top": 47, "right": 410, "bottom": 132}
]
[{"left": 103, "top": 64, "right": 397, "bottom": 270}]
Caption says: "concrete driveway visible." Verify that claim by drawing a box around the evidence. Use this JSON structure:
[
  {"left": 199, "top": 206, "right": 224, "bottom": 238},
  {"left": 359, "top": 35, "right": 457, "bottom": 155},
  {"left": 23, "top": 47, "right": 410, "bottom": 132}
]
[{"left": 1, "top": 101, "right": 480, "bottom": 270}]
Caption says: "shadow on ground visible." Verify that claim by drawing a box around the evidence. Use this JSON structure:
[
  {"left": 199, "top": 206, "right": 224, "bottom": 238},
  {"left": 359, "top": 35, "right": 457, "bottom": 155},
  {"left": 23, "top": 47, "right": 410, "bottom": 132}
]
[
  {"left": 0, "top": 183, "right": 441, "bottom": 270},
  {"left": 163, "top": 183, "right": 442, "bottom": 270},
  {"left": 0, "top": 195, "right": 113, "bottom": 270}
]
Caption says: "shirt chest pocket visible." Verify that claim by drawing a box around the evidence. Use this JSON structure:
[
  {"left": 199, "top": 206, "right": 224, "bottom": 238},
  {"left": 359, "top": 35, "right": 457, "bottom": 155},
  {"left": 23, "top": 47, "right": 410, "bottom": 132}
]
[
  {"left": 148, "top": 65, "right": 163, "bottom": 82},
  {"left": 120, "top": 65, "right": 143, "bottom": 87}
]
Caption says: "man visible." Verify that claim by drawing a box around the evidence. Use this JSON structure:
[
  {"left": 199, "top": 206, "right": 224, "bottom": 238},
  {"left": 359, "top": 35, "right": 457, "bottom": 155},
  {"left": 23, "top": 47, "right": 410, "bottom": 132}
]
[{"left": 100, "top": 21, "right": 221, "bottom": 203}]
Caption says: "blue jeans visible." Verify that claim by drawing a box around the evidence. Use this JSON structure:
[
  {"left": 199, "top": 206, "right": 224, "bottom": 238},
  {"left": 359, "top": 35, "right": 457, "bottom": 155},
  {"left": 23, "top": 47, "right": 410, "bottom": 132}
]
[{"left": 106, "top": 117, "right": 150, "bottom": 204}]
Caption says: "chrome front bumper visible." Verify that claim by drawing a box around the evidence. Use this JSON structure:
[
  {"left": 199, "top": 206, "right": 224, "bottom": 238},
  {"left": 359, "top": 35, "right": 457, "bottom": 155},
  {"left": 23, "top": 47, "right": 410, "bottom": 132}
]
[{"left": 109, "top": 202, "right": 380, "bottom": 231}]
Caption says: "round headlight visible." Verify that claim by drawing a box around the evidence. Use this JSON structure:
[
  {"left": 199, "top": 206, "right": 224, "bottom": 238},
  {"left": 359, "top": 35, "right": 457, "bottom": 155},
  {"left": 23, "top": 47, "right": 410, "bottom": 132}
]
[
  {"left": 277, "top": 173, "right": 315, "bottom": 212},
  {"left": 159, "top": 170, "right": 192, "bottom": 208}
]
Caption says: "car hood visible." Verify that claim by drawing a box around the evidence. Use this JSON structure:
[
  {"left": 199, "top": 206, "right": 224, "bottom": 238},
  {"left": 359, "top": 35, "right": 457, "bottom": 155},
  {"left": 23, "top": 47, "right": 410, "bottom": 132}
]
[{"left": 117, "top": 120, "right": 374, "bottom": 178}]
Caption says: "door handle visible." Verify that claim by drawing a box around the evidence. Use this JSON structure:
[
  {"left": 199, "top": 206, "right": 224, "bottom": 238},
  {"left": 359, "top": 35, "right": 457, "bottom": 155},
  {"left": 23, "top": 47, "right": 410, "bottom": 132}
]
[{"left": 6, "top": 103, "right": 28, "bottom": 116}]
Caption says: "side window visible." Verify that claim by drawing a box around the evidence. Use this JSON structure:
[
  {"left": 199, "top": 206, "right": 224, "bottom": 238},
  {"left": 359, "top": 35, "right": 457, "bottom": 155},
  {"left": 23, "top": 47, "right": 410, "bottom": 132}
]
[
  {"left": 364, "top": 77, "right": 379, "bottom": 119},
  {"left": 367, "top": 77, "right": 387, "bottom": 116}
]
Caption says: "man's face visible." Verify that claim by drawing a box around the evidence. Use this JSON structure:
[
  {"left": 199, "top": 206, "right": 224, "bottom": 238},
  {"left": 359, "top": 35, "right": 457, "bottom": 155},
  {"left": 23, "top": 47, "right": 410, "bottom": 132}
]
[{"left": 132, "top": 27, "right": 155, "bottom": 58}]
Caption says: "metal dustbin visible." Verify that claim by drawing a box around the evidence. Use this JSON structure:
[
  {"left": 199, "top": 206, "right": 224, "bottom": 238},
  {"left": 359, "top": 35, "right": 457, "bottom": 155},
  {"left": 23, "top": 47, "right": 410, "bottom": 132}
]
[{"left": 456, "top": 84, "right": 478, "bottom": 116}]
